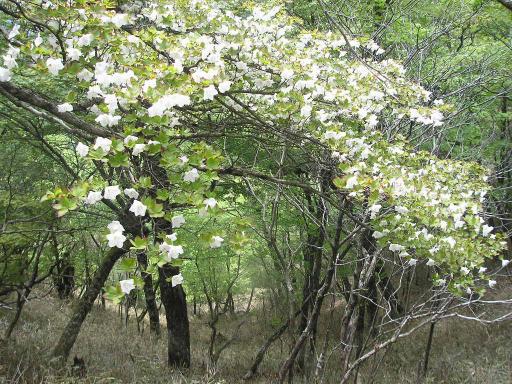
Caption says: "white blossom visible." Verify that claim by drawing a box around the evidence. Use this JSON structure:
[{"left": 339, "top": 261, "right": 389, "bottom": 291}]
[
  {"left": 129, "top": 200, "right": 147, "bottom": 216},
  {"left": 204, "top": 197, "right": 217, "bottom": 209},
  {"left": 210, "top": 236, "right": 224, "bottom": 248},
  {"left": 346, "top": 175, "right": 358, "bottom": 189},
  {"left": 8, "top": 24, "right": 20, "bottom": 39},
  {"left": 120, "top": 279, "right": 135, "bottom": 294},
  {"left": 171, "top": 273, "right": 184, "bottom": 287},
  {"left": 84, "top": 191, "right": 102, "bottom": 205},
  {"left": 488, "top": 280, "right": 497, "bottom": 289},
  {"left": 75, "top": 142, "right": 89, "bottom": 157},
  {"left": 369, "top": 204, "right": 382, "bottom": 219},
  {"left": 389, "top": 243, "right": 404, "bottom": 252},
  {"left": 203, "top": 85, "right": 218, "bottom": 100},
  {"left": 104, "top": 185, "right": 121, "bottom": 200},
  {"left": 95, "top": 114, "right": 121, "bottom": 127},
  {"left": 77, "top": 68, "right": 93, "bottom": 81},
  {"left": 46, "top": 58, "right": 64, "bottom": 75},
  {"left": 218, "top": 80, "right": 232, "bottom": 93},
  {"left": 77, "top": 33, "right": 94, "bottom": 47},
  {"left": 57, "top": 103, "right": 73, "bottom": 113},
  {"left": 482, "top": 224, "right": 493, "bottom": 237},
  {"left": 132, "top": 143, "right": 146, "bottom": 156},
  {"left": 183, "top": 168, "right": 200, "bottom": 182},
  {"left": 124, "top": 188, "right": 139, "bottom": 199},
  {"left": 502, "top": 259, "right": 510, "bottom": 267},
  {"left": 171, "top": 215, "right": 186, "bottom": 228},
  {"left": 0, "top": 67, "right": 12, "bottom": 82},
  {"left": 93, "top": 137, "right": 112, "bottom": 153}
]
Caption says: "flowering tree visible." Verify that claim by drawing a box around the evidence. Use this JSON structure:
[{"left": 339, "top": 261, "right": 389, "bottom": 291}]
[{"left": 0, "top": 0, "right": 507, "bottom": 376}]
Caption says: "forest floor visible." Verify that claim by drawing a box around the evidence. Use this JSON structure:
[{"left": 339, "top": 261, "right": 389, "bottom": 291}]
[{"left": 0, "top": 284, "right": 511, "bottom": 384}]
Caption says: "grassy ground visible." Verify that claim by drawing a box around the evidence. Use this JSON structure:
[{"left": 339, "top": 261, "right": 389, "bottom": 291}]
[{"left": 0, "top": 287, "right": 511, "bottom": 384}]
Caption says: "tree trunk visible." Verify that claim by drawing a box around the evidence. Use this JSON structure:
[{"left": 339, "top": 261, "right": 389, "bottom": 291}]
[
  {"left": 158, "top": 264, "right": 190, "bottom": 368},
  {"left": 137, "top": 253, "right": 160, "bottom": 336},
  {"left": 51, "top": 247, "right": 126, "bottom": 363}
]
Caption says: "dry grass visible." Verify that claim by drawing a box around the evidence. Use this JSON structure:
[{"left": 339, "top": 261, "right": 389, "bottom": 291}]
[{"left": 0, "top": 287, "right": 511, "bottom": 384}]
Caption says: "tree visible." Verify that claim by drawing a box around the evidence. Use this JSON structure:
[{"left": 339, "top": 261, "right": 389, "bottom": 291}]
[{"left": 0, "top": 0, "right": 507, "bottom": 379}]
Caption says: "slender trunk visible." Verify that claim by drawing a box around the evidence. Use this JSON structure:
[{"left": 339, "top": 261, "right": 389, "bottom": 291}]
[
  {"left": 137, "top": 253, "right": 160, "bottom": 336},
  {"left": 245, "top": 287, "right": 255, "bottom": 313},
  {"left": 5, "top": 291, "right": 25, "bottom": 339},
  {"left": 51, "top": 247, "right": 126, "bottom": 362},
  {"left": 158, "top": 264, "right": 190, "bottom": 368},
  {"left": 420, "top": 321, "right": 436, "bottom": 380}
]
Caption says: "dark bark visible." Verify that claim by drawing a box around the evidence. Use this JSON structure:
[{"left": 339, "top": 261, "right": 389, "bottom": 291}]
[
  {"left": 158, "top": 264, "right": 190, "bottom": 368},
  {"left": 496, "top": 0, "right": 512, "bottom": 12},
  {"left": 51, "top": 247, "right": 126, "bottom": 362},
  {"left": 137, "top": 253, "right": 160, "bottom": 336},
  {"left": 53, "top": 254, "right": 75, "bottom": 300}
]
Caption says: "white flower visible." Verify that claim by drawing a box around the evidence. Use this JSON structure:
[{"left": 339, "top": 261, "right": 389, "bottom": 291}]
[
  {"left": 84, "top": 191, "right": 102, "bottom": 205},
  {"left": 426, "top": 259, "right": 435, "bottom": 266},
  {"left": 57, "top": 103, "right": 73, "bottom": 113},
  {"left": 389, "top": 244, "right": 404, "bottom": 252},
  {"left": 488, "top": 280, "right": 497, "bottom": 289},
  {"left": 107, "top": 229, "right": 126, "bottom": 248},
  {"left": 478, "top": 267, "right": 487, "bottom": 273},
  {"left": 0, "top": 67, "right": 12, "bottom": 82},
  {"left": 482, "top": 224, "right": 493, "bottom": 237},
  {"left": 395, "top": 206, "right": 409, "bottom": 214},
  {"left": 95, "top": 114, "right": 121, "bottom": 127},
  {"left": 77, "top": 68, "right": 93, "bottom": 81},
  {"left": 167, "top": 233, "right": 177, "bottom": 241},
  {"left": 444, "top": 236, "right": 456, "bottom": 248},
  {"left": 407, "top": 258, "right": 417, "bottom": 266},
  {"left": 8, "top": 24, "right": 20, "bottom": 39},
  {"left": 210, "top": 236, "right": 224, "bottom": 248},
  {"left": 129, "top": 200, "right": 147, "bottom": 216},
  {"left": 147, "top": 94, "right": 191, "bottom": 117},
  {"left": 123, "top": 135, "right": 138, "bottom": 145},
  {"left": 93, "top": 137, "right": 112, "bottom": 153},
  {"left": 110, "top": 13, "right": 129, "bottom": 28},
  {"left": 300, "top": 104, "right": 312, "bottom": 117},
  {"left": 160, "top": 244, "right": 183, "bottom": 260},
  {"left": 76, "top": 142, "right": 89, "bottom": 157},
  {"left": 107, "top": 220, "right": 124, "bottom": 234},
  {"left": 460, "top": 267, "right": 470, "bottom": 275},
  {"left": 124, "top": 188, "right": 139, "bottom": 199},
  {"left": 66, "top": 47, "right": 82, "bottom": 61},
  {"left": 120, "top": 279, "right": 135, "bottom": 294},
  {"left": 132, "top": 143, "right": 146, "bottom": 156},
  {"left": 204, "top": 197, "right": 217, "bottom": 209},
  {"left": 77, "top": 33, "right": 94, "bottom": 47},
  {"left": 372, "top": 231, "right": 384, "bottom": 239},
  {"left": 34, "top": 34, "right": 43, "bottom": 47},
  {"left": 46, "top": 58, "right": 64, "bottom": 75},
  {"left": 171, "top": 273, "right": 184, "bottom": 287},
  {"left": 435, "top": 278, "right": 446, "bottom": 286},
  {"left": 369, "top": 204, "right": 382, "bottom": 219},
  {"left": 142, "top": 79, "right": 156, "bottom": 93},
  {"left": 172, "top": 215, "right": 186, "bottom": 228},
  {"left": 218, "top": 81, "right": 232, "bottom": 93},
  {"left": 104, "top": 185, "right": 121, "bottom": 200},
  {"left": 203, "top": 85, "right": 218, "bottom": 100},
  {"left": 281, "top": 69, "right": 294, "bottom": 80},
  {"left": 179, "top": 155, "right": 189, "bottom": 165},
  {"left": 346, "top": 175, "right": 358, "bottom": 189},
  {"left": 183, "top": 168, "right": 200, "bottom": 182},
  {"left": 502, "top": 259, "right": 510, "bottom": 267}
]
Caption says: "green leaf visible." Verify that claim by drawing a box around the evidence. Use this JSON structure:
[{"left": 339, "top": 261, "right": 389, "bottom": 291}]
[
  {"left": 118, "top": 257, "right": 137, "bottom": 272},
  {"left": 130, "top": 236, "right": 148, "bottom": 250}
]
